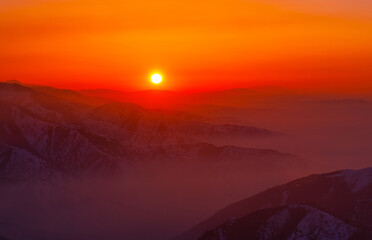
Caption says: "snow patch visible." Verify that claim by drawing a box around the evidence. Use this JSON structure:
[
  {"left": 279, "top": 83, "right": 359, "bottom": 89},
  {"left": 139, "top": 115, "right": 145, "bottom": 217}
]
[
  {"left": 288, "top": 205, "right": 356, "bottom": 240},
  {"left": 341, "top": 168, "right": 372, "bottom": 193}
]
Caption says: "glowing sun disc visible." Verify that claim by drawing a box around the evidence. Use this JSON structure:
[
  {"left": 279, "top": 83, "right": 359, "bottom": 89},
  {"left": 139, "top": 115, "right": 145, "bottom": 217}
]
[{"left": 151, "top": 74, "right": 162, "bottom": 84}]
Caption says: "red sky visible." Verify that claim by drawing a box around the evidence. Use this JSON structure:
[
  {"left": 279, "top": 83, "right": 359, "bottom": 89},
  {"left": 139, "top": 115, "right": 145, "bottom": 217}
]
[{"left": 0, "top": 0, "right": 371, "bottom": 92}]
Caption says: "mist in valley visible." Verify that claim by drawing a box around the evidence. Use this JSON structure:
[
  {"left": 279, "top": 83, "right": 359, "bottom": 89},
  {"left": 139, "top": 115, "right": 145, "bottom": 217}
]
[{"left": 0, "top": 82, "right": 371, "bottom": 240}]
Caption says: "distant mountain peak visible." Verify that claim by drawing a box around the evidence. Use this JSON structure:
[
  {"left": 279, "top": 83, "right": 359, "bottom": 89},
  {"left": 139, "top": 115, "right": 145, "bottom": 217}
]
[
  {"left": 4, "top": 79, "right": 24, "bottom": 85},
  {"left": 0, "top": 81, "right": 31, "bottom": 92}
]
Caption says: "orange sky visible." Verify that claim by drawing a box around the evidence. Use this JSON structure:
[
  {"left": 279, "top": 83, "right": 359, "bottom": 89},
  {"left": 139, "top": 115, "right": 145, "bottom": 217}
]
[{"left": 0, "top": 0, "right": 371, "bottom": 92}]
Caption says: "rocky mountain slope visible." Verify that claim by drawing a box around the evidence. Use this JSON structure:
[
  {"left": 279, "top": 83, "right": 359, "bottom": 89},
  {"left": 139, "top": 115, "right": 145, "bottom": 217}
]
[
  {"left": 174, "top": 167, "right": 372, "bottom": 240},
  {"left": 199, "top": 204, "right": 372, "bottom": 240}
]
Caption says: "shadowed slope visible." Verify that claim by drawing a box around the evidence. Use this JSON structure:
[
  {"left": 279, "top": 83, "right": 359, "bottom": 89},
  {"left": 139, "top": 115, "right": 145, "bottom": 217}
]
[{"left": 174, "top": 167, "right": 372, "bottom": 240}]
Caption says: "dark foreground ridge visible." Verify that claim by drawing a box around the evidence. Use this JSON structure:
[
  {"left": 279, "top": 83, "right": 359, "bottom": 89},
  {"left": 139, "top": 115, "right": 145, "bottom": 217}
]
[{"left": 174, "top": 167, "right": 372, "bottom": 240}]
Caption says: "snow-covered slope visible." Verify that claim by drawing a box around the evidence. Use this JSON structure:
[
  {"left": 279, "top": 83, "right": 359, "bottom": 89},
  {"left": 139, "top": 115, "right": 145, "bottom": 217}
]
[
  {"left": 174, "top": 167, "right": 372, "bottom": 240},
  {"left": 199, "top": 204, "right": 371, "bottom": 240}
]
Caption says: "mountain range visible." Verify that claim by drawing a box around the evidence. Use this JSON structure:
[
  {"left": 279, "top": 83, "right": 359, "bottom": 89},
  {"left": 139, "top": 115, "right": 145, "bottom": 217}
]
[{"left": 0, "top": 81, "right": 297, "bottom": 180}]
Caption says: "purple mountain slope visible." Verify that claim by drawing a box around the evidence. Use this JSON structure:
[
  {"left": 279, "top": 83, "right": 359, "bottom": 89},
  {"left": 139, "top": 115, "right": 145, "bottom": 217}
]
[{"left": 174, "top": 167, "right": 372, "bottom": 240}]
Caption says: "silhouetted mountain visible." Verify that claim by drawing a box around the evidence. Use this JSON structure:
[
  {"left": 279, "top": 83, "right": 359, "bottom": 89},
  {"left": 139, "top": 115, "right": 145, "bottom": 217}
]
[
  {"left": 316, "top": 99, "right": 370, "bottom": 105},
  {"left": 174, "top": 167, "right": 372, "bottom": 240},
  {"left": 4, "top": 80, "right": 25, "bottom": 85},
  {"left": 79, "top": 89, "right": 185, "bottom": 108},
  {"left": 77, "top": 86, "right": 307, "bottom": 109}
]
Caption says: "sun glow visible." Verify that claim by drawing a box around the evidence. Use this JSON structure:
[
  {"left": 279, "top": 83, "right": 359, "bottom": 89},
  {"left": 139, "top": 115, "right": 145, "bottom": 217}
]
[{"left": 151, "top": 74, "right": 163, "bottom": 84}]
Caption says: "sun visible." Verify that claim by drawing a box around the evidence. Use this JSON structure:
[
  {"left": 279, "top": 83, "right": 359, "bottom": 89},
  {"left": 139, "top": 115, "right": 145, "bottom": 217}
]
[{"left": 151, "top": 73, "right": 162, "bottom": 84}]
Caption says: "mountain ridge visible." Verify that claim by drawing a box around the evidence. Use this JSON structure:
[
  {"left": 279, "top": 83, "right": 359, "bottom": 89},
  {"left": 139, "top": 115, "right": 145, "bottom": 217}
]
[{"left": 173, "top": 167, "right": 372, "bottom": 240}]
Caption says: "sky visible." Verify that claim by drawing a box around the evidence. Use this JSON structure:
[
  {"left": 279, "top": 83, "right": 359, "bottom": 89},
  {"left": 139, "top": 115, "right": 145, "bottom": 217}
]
[{"left": 0, "top": 0, "right": 371, "bottom": 92}]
